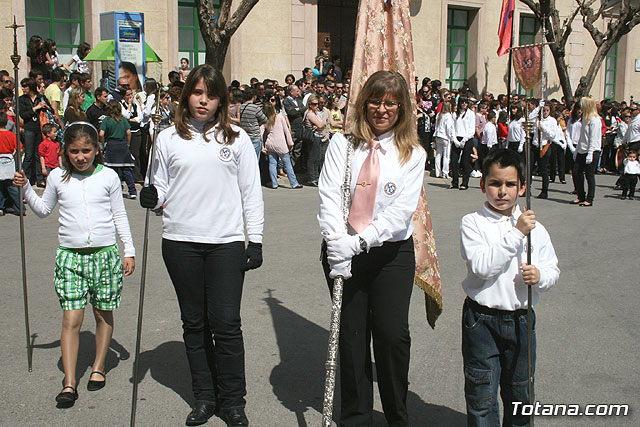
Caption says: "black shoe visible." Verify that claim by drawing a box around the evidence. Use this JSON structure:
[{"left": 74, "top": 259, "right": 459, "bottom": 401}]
[
  {"left": 293, "top": 184, "right": 303, "bottom": 189},
  {"left": 56, "top": 385, "right": 78, "bottom": 406},
  {"left": 186, "top": 401, "right": 218, "bottom": 426},
  {"left": 87, "top": 371, "right": 106, "bottom": 391},
  {"left": 536, "top": 192, "right": 548, "bottom": 199},
  {"left": 459, "top": 185, "right": 468, "bottom": 190},
  {"left": 559, "top": 180, "right": 566, "bottom": 184},
  {"left": 306, "top": 181, "right": 318, "bottom": 187},
  {"left": 221, "top": 407, "right": 249, "bottom": 426}
]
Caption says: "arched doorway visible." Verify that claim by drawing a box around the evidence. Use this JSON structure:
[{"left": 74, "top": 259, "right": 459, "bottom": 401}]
[{"left": 317, "top": 0, "right": 358, "bottom": 76}]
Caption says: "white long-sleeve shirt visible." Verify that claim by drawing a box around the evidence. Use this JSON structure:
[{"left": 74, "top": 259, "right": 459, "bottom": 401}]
[
  {"left": 21, "top": 165, "right": 135, "bottom": 257},
  {"left": 624, "top": 159, "right": 640, "bottom": 175},
  {"left": 507, "top": 118, "right": 526, "bottom": 151},
  {"left": 553, "top": 122, "right": 567, "bottom": 149},
  {"left": 532, "top": 116, "right": 557, "bottom": 148},
  {"left": 577, "top": 117, "right": 602, "bottom": 154},
  {"left": 481, "top": 121, "right": 498, "bottom": 148},
  {"left": 623, "top": 114, "right": 640, "bottom": 144},
  {"left": 434, "top": 112, "right": 456, "bottom": 143},
  {"left": 318, "top": 131, "right": 426, "bottom": 249},
  {"left": 149, "top": 122, "right": 264, "bottom": 244},
  {"left": 460, "top": 203, "right": 559, "bottom": 311},
  {"left": 454, "top": 109, "right": 476, "bottom": 146}
]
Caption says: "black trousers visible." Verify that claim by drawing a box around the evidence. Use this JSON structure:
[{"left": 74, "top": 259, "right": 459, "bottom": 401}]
[
  {"left": 549, "top": 144, "right": 565, "bottom": 182},
  {"left": 322, "top": 238, "right": 414, "bottom": 427},
  {"left": 162, "top": 239, "right": 247, "bottom": 408},
  {"left": 450, "top": 142, "right": 462, "bottom": 187},
  {"left": 129, "top": 131, "right": 144, "bottom": 182},
  {"left": 573, "top": 151, "right": 600, "bottom": 204},
  {"left": 621, "top": 174, "right": 637, "bottom": 197},
  {"left": 460, "top": 139, "right": 475, "bottom": 187},
  {"left": 477, "top": 143, "right": 489, "bottom": 171},
  {"left": 23, "top": 129, "right": 43, "bottom": 185},
  {"left": 538, "top": 144, "right": 551, "bottom": 194}
]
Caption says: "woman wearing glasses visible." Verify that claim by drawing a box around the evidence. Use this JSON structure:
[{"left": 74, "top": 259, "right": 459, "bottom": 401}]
[{"left": 318, "top": 70, "right": 426, "bottom": 426}]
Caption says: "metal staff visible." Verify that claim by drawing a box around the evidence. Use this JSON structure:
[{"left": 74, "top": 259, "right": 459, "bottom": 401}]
[
  {"left": 7, "top": 17, "right": 32, "bottom": 372},
  {"left": 521, "top": 103, "right": 535, "bottom": 427},
  {"left": 322, "top": 142, "right": 354, "bottom": 427},
  {"left": 130, "top": 85, "right": 163, "bottom": 427}
]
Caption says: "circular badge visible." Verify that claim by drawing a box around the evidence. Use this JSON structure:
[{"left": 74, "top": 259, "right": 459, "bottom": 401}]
[
  {"left": 219, "top": 146, "right": 232, "bottom": 161},
  {"left": 383, "top": 181, "right": 397, "bottom": 196}
]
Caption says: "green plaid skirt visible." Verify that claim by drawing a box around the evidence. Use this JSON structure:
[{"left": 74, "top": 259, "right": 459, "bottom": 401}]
[{"left": 54, "top": 245, "right": 123, "bottom": 311}]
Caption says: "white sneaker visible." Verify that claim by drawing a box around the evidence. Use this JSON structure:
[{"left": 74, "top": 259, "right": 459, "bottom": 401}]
[{"left": 470, "top": 170, "right": 482, "bottom": 178}]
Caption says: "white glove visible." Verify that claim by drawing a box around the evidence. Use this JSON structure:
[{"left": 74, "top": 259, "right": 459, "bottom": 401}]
[
  {"left": 538, "top": 99, "right": 545, "bottom": 108},
  {"left": 329, "top": 259, "right": 352, "bottom": 280},
  {"left": 573, "top": 150, "right": 578, "bottom": 161},
  {"left": 326, "top": 233, "right": 362, "bottom": 265},
  {"left": 517, "top": 143, "right": 524, "bottom": 153},
  {"left": 585, "top": 152, "right": 593, "bottom": 164}
]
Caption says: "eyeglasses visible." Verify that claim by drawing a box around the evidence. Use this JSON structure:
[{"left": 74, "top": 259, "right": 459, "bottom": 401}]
[
  {"left": 2, "top": 80, "right": 10, "bottom": 84},
  {"left": 367, "top": 100, "right": 400, "bottom": 109},
  {"left": 623, "top": 116, "right": 631, "bottom": 119},
  {"left": 309, "top": 102, "right": 319, "bottom": 106}
]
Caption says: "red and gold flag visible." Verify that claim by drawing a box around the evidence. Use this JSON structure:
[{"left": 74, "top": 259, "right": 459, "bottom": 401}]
[{"left": 512, "top": 45, "right": 543, "bottom": 91}]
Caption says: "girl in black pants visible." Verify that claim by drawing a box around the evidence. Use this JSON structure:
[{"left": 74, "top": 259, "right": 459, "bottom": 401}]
[
  {"left": 571, "top": 96, "right": 602, "bottom": 207},
  {"left": 140, "top": 65, "right": 264, "bottom": 427}
]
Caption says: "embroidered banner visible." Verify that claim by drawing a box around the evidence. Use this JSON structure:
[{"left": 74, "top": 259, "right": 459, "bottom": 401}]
[{"left": 512, "top": 45, "right": 542, "bottom": 91}]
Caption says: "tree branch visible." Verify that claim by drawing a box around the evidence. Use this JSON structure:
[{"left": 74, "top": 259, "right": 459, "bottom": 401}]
[
  {"left": 578, "top": 0, "right": 605, "bottom": 45},
  {"left": 226, "top": 0, "right": 260, "bottom": 34},
  {"left": 218, "top": 0, "right": 233, "bottom": 29}
]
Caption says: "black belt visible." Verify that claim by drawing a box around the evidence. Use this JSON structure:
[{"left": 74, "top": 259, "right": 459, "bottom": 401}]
[{"left": 465, "top": 297, "right": 529, "bottom": 316}]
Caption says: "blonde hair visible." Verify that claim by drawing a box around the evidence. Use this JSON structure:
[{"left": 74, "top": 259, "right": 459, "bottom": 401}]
[
  {"left": 262, "top": 102, "right": 276, "bottom": 130},
  {"left": 580, "top": 96, "right": 598, "bottom": 123},
  {"left": 437, "top": 100, "right": 453, "bottom": 125},
  {"left": 68, "top": 87, "right": 85, "bottom": 109},
  {"left": 350, "top": 70, "right": 420, "bottom": 165}
]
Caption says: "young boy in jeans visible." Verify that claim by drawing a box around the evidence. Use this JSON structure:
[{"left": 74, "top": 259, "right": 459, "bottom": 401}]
[
  {"left": 460, "top": 148, "right": 560, "bottom": 426},
  {"left": 39, "top": 123, "right": 61, "bottom": 181}
]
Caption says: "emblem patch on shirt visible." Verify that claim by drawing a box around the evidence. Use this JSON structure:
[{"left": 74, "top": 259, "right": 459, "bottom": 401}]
[
  {"left": 383, "top": 182, "right": 397, "bottom": 196},
  {"left": 219, "top": 146, "right": 232, "bottom": 161}
]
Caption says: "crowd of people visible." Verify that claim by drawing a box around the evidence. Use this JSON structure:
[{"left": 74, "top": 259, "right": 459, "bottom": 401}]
[{"left": 417, "top": 78, "right": 640, "bottom": 204}]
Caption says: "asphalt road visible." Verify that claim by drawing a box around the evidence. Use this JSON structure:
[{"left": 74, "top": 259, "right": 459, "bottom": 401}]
[{"left": 1, "top": 172, "right": 638, "bottom": 426}]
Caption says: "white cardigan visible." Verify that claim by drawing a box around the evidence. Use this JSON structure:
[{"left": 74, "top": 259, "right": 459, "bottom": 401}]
[{"left": 22, "top": 165, "right": 135, "bottom": 257}]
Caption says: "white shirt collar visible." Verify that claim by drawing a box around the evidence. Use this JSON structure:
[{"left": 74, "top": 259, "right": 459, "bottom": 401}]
[{"left": 480, "top": 201, "right": 522, "bottom": 222}]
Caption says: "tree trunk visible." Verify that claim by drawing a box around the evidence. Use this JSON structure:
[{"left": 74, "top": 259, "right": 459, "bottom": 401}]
[
  {"left": 205, "top": 37, "right": 231, "bottom": 71},
  {"left": 548, "top": 44, "right": 575, "bottom": 105},
  {"left": 574, "top": 43, "right": 609, "bottom": 99}
]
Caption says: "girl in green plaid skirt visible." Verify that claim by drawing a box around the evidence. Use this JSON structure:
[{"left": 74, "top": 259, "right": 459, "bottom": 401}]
[{"left": 14, "top": 122, "right": 135, "bottom": 406}]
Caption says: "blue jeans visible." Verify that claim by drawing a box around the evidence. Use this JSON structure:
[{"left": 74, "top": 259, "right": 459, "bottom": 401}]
[
  {"left": 251, "top": 138, "right": 261, "bottom": 159},
  {"left": 0, "top": 179, "right": 20, "bottom": 211},
  {"left": 462, "top": 298, "right": 536, "bottom": 427},
  {"left": 268, "top": 152, "right": 299, "bottom": 188}
]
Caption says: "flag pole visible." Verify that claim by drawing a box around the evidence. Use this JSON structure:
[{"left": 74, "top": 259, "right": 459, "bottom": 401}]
[
  {"left": 506, "top": 16, "right": 514, "bottom": 122},
  {"left": 7, "top": 16, "right": 32, "bottom": 373}
]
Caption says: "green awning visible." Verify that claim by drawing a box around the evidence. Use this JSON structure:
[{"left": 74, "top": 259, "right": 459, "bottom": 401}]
[{"left": 84, "top": 40, "right": 162, "bottom": 62}]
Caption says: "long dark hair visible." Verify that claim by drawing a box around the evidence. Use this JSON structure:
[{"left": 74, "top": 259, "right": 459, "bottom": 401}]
[
  {"left": 27, "top": 35, "right": 43, "bottom": 58},
  {"left": 174, "top": 64, "right": 239, "bottom": 144},
  {"left": 119, "top": 61, "right": 141, "bottom": 91},
  {"left": 105, "top": 99, "right": 123, "bottom": 122},
  {"left": 61, "top": 122, "right": 104, "bottom": 182}
]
